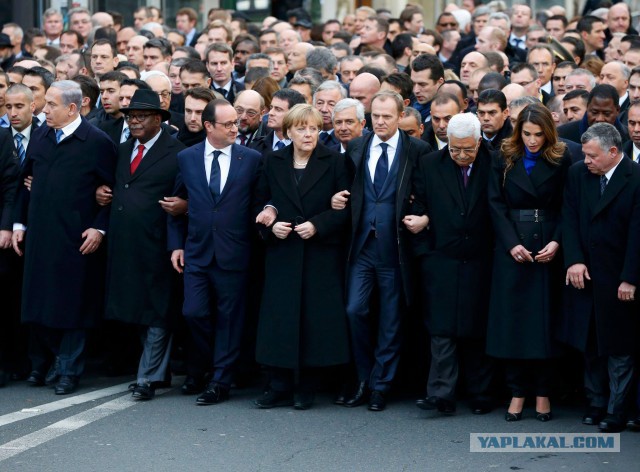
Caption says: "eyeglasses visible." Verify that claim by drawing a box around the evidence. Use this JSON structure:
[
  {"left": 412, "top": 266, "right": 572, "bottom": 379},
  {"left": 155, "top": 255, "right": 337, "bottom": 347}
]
[
  {"left": 235, "top": 107, "right": 259, "bottom": 118},
  {"left": 214, "top": 120, "right": 240, "bottom": 129},
  {"left": 438, "top": 22, "right": 457, "bottom": 28},
  {"left": 156, "top": 91, "right": 171, "bottom": 99},
  {"left": 449, "top": 145, "right": 479, "bottom": 156},
  {"left": 125, "top": 113, "right": 154, "bottom": 122}
]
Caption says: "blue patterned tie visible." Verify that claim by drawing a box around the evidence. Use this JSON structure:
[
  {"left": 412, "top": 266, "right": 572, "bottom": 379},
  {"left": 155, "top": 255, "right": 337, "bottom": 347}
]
[
  {"left": 209, "top": 150, "right": 221, "bottom": 201},
  {"left": 15, "top": 133, "right": 26, "bottom": 164},
  {"left": 600, "top": 175, "right": 608, "bottom": 196},
  {"left": 374, "top": 143, "right": 389, "bottom": 195},
  {"left": 55, "top": 129, "right": 64, "bottom": 143},
  {"left": 275, "top": 140, "right": 285, "bottom": 150},
  {"left": 122, "top": 127, "right": 131, "bottom": 143}
]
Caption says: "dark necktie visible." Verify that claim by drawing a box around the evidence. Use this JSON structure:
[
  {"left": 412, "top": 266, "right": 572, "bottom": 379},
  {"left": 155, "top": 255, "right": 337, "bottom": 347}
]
[
  {"left": 130, "top": 144, "right": 145, "bottom": 174},
  {"left": 215, "top": 87, "right": 227, "bottom": 98},
  {"left": 600, "top": 175, "right": 608, "bottom": 196},
  {"left": 319, "top": 131, "right": 328, "bottom": 143},
  {"left": 513, "top": 38, "right": 523, "bottom": 49},
  {"left": 238, "top": 134, "right": 247, "bottom": 146},
  {"left": 374, "top": 143, "right": 389, "bottom": 195},
  {"left": 15, "top": 133, "right": 26, "bottom": 163},
  {"left": 55, "top": 129, "right": 64, "bottom": 143},
  {"left": 209, "top": 150, "right": 222, "bottom": 200},
  {"left": 275, "top": 140, "right": 285, "bottom": 150},
  {"left": 461, "top": 165, "right": 470, "bottom": 188},
  {"left": 33, "top": 116, "right": 40, "bottom": 127}
]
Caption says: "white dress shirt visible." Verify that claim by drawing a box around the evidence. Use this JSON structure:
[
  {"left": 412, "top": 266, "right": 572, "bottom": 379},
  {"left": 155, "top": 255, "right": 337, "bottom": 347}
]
[
  {"left": 633, "top": 143, "right": 640, "bottom": 162},
  {"left": 271, "top": 134, "right": 291, "bottom": 150},
  {"left": 368, "top": 130, "right": 400, "bottom": 182},
  {"left": 619, "top": 91, "right": 629, "bottom": 108},
  {"left": 130, "top": 129, "right": 163, "bottom": 163},
  {"left": 12, "top": 124, "right": 32, "bottom": 150},
  {"left": 55, "top": 114, "right": 83, "bottom": 142},
  {"left": 204, "top": 139, "right": 232, "bottom": 192}
]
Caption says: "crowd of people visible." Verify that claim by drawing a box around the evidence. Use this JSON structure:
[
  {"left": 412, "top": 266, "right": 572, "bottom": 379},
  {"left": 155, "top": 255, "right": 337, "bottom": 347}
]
[{"left": 1, "top": 1, "right": 640, "bottom": 435}]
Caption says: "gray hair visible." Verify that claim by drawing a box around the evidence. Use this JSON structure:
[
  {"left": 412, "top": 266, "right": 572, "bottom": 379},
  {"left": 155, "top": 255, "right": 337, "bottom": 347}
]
[
  {"left": 566, "top": 68, "right": 597, "bottom": 89},
  {"left": 247, "top": 53, "right": 274, "bottom": 71},
  {"left": 68, "top": 7, "right": 90, "bottom": 18},
  {"left": 447, "top": 113, "right": 481, "bottom": 140},
  {"left": 50, "top": 80, "right": 82, "bottom": 110},
  {"left": 6, "top": 83, "right": 34, "bottom": 101},
  {"left": 489, "top": 12, "right": 511, "bottom": 30},
  {"left": 332, "top": 98, "right": 365, "bottom": 122},
  {"left": 472, "top": 6, "right": 493, "bottom": 20},
  {"left": 611, "top": 61, "right": 631, "bottom": 80},
  {"left": 170, "top": 58, "right": 190, "bottom": 69},
  {"left": 313, "top": 80, "right": 347, "bottom": 105},
  {"left": 402, "top": 106, "right": 423, "bottom": 126},
  {"left": 43, "top": 8, "right": 62, "bottom": 19},
  {"left": 508, "top": 95, "right": 537, "bottom": 111},
  {"left": 581, "top": 122, "right": 622, "bottom": 154},
  {"left": 306, "top": 48, "right": 338, "bottom": 76},
  {"left": 143, "top": 70, "right": 172, "bottom": 89}
]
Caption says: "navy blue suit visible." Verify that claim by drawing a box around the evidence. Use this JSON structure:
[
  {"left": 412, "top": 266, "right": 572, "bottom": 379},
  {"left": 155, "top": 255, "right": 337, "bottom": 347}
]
[
  {"left": 345, "top": 130, "right": 430, "bottom": 393},
  {"left": 168, "top": 141, "right": 262, "bottom": 388}
]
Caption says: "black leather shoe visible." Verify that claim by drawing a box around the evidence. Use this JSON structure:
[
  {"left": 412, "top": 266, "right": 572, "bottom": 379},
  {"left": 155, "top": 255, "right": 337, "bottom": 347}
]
[
  {"left": 599, "top": 414, "right": 626, "bottom": 433},
  {"left": 416, "top": 396, "right": 438, "bottom": 410},
  {"left": 181, "top": 376, "right": 207, "bottom": 395},
  {"left": 254, "top": 389, "right": 293, "bottom": 409},
  {"left": 626, "top": 415, "right": 640, "bottom": 432},
  {"left": 132, "top": 383, "right": 155, "bottom": 400},
  {"left": 344, "top": 381, "right": 369, "bottom": 408},
  {"left": 505, "top": 411, "right": 523, "bottom": 422},
  {"left": 54, "top": 375, "right": 79, "bottom": 395},
  {"left": 294, "top": 391, "right": 314, "bottom": 410},
  {"left": 45, "top": 359, "right": 60, "bottom": 386},
  {"left": 196, "top": 385, "right": 230, "bottom": 405},
  {"left": 583, "top": 406, "right": 606, "bottom": 426},
  {"left": 368, "top": 390, "right": 386, "bottom": 411},
  {"left": 536, "top": 411, "right": 553, "bottom": 422},
  {"left": 26, "top": 370, "right": 45, "bottom": 386},
  {"left": 333, "top": 383, "right": 349, "bottom": 405}
]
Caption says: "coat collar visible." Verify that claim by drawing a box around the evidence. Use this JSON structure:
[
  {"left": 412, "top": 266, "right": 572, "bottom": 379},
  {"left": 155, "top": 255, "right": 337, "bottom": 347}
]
[{"left": 590, "top": 156, "right": 633, "bottom": 218}]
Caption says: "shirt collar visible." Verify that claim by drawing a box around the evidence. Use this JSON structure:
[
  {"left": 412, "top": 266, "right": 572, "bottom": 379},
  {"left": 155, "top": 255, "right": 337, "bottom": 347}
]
[
  {"left": 133, "top": 128, "right": 163, "bottom": 150},
  {"left": 604, "top": 156, "right": 623, "bottom": 181},
  {"left": 12, "top": 125, "right": 32, "bottom": 140},
  {"left": 435, "top": 135, "right": 447, "bottom": 150},
  {"left": 619, "top": 91, "right": 629, "bottom": 107},
  {"left": 371, "top": 129, "right": 400, "bottom": 150},
  {"left": 205, "top": 138, "right": 233, "bottom": 157},
  {"left": 57, "top": 114, "right": 82, "bottom": 139},
  {"left": 0, "top": 113, "right": 9, "bottom": 127}
]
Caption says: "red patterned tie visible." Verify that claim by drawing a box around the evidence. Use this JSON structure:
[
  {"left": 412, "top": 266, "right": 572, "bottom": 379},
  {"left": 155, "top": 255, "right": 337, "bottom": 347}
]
[{"left": 130, "top": 144, "right": 145, "bottom": 174}]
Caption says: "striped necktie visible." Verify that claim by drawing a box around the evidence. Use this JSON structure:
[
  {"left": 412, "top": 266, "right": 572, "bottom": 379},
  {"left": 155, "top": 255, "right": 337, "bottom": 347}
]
[{"left": 15, "top": 133, "right": 26, "bottom": 163}]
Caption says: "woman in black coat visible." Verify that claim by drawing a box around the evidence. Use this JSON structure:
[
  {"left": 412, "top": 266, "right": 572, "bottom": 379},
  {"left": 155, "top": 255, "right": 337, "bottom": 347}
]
[
  {"left": 486, "top": 104, "right": 572, "bottom": 422},
  {"left": 253, "top": 104, "right": 351, "bottom": 410}
]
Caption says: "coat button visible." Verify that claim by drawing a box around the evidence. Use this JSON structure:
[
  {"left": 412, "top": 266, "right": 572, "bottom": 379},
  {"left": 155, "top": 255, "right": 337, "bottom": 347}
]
[
  {"left": 533, "top": 233, "right": 539, "bottom": 239},
  {"left": 460, "top": 212, "right": 465, "bottom": 216},
  {"left": 124, "top": 184, "right": 129, "bottom": 189},
  {"left": 117, "top": 205, "right": 123, "bottom": 211}
]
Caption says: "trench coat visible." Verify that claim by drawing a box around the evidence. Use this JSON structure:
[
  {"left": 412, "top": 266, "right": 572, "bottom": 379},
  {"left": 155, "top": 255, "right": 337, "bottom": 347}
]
[{"left": 254, "top": 143, "right": 351, "bottom": 369}]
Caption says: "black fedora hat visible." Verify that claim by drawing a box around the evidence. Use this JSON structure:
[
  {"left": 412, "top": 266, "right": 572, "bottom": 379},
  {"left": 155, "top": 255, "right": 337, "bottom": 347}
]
[
  {"left": 120, "top": 89, "right": 171, "bottom": 121},
  {"left": 0, "top": 33, "right": 12, "bottom": 48}
]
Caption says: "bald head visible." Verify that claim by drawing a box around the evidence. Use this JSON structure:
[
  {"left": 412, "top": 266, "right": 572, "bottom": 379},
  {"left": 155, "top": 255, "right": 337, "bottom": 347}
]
[
  {"left": 501, "top": 83, "right": 526, "bottom": 107},
  {"left": 349, "top": 72, "right": 381, "bottom": 112}
]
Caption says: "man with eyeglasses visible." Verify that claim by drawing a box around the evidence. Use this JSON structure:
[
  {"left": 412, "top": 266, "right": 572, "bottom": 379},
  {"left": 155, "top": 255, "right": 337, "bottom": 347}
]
[
  {"left": 435, "top": 12, "right": 458, "bottom": 34},
  {"left": 233, "top": 90, "right": 264, "bottom": 148},
  {"left": 144, "top": 72, "right": 184, "bottom": 135},
  {"left": 99, "top": 89, "right": 185, "bottom": 401},
  {"left": 411, "top": 112, "right": 495, "bottom": 416},
  {"left": 168, "top": 98, "right": 262, "bottom": 405},
  {"left": 528, "top": 45, "right": 556, "bottom": 98},
  {"left": 510, "top": 63, "right": 546, "bottom": 104},
  {"left": 68, "top": 7, "right": 92, "bottom": 46}
]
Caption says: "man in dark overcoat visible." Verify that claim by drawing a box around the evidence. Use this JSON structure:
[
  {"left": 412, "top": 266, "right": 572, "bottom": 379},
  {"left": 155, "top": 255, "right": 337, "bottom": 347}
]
[
  {"left": 102, "top": 89, "right": 186, "bottom": 400},
  {"left": 11, "top": 80, "right": 116, "bottom": 395},
  {"left": 562, "top": 122, "right": 640, "bottom": 432},
  {"left": 412, "top": 113, "right": 495, "bottom": 415}
]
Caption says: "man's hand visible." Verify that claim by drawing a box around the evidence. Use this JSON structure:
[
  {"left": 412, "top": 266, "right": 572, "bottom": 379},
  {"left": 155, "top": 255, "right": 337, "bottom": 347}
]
[
  {"left": 618, "top": 282, "right": 636, "bottom": 302},
  {"left": 79, "top": 228, "right": 103, "bottom": 255},
  {"left": 11, "top": 229, "right": 25, "bottom": 256},
  {"left": 535, "top": 241, "right": 559, "bottom": 263},
  {"left": 24, "top": 175, "right": 33, "bottom": 191},
  {"left": 256, "top": 206, "right": 277, "bottom": 226},
  {"left": 0, "top": 230, "right": 12, "bottom": 249},
  {"left": 96, "top": 185, "right": 113, "bottom": 206},
  {"left": 272, "top": 221, "right": 292, "bottom": 239},
  {"left": 565, "top": 263, "right": 591, "bottom": 289},
  {"left": 402, "top": 215, "right": 429, "bottom": 234},
  {"left": 171, "top": 249, "right": 185, "bottom": 274},
  {"left": 331, "top": 190, "right": 350, "bottom": 210},
  {"left": 294, "top": 221, "right": 316, "bottom": 239},
  {"left": 159, "top": 196, "right": 188, "bottom": 216}
]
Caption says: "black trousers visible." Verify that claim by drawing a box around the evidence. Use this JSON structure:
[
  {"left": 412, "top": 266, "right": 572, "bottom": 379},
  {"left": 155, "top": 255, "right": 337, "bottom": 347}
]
[
  {"left": 269, "top": 366, "right": 320, "bottom": 394},
  {"left": 505, "top": 358, "right": 555, "bottom": 398}
]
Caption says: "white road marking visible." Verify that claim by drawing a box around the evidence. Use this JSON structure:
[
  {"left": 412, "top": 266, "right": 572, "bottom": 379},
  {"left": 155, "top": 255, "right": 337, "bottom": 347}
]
[
  {"left": 0, "top": 381, "right": 132, "bottom": 427},
  {"left": 0, "top": 388, "right": 171, "bottom": 462}
]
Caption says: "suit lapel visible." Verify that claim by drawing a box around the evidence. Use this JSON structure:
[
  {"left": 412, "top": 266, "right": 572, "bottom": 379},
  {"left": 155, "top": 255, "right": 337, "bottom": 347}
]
[
  {"left": 439, "top": 149, "right": 465, "bottom": 211},
  {"left": 466, "top": 146, "right": 490, "bottom": 214},
  {"left": 528, "top": 157, "right": 557, "bottom": 191},
  {"left": 273, "top": 148, "right": 304, "bottom": 213},
  {"left": 297, "top": 147, "right": 330, "bottom": 198},
  {"left": 128, "top": 131, "right": 170, "bottom": 182},
  {"left": 218, "top": 145, "right": 244, "bottom": 202},
  {"left": 592, "top": 158, "right": 631, "bottom": 217},
  {"left": 510, "top": 158, "right": 538, "bottom": 197},
  {"left": 394, "top": 132, "right": 409, "bottom": 218}
]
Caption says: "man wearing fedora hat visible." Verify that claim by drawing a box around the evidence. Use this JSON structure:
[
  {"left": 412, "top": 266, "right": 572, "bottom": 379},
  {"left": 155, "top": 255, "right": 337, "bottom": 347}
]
[
  {"left": 101, "top": 88, "right": 185, "bottom": 400},
  {"left": 0, "top": 33, "right": 16, "bottom": 71}
]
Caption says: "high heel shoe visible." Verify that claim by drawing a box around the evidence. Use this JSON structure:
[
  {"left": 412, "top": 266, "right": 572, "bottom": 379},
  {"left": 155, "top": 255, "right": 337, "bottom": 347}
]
[
  {"left": 505, "top": 411, "right": 523, "bottom": 421},
  {"left": 536, "top": 411, "right": 553, "bottom": 422}
]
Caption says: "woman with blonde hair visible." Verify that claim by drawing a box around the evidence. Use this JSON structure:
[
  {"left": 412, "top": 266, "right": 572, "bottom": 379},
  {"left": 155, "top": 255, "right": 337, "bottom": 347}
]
[
  {"left": 486, "top": 103, "right": 572, "bottom": 422},
  {"left": 253, "top": 104, "right": 352, "bottom": 410}
]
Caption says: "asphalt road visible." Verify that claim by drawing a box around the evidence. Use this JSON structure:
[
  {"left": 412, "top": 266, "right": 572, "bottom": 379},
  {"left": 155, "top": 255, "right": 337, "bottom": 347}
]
[{"left": 0, "top": 372, "right": 638, "bottom": 472}]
